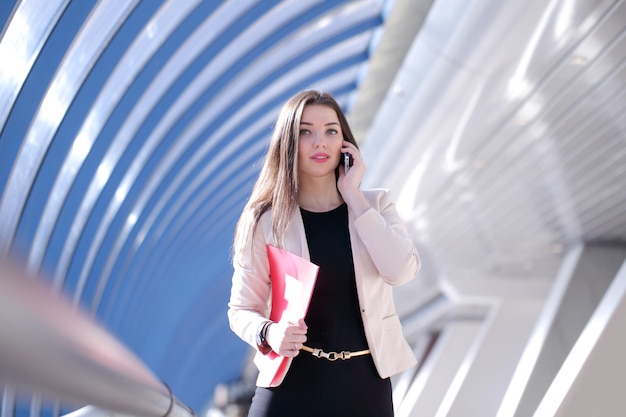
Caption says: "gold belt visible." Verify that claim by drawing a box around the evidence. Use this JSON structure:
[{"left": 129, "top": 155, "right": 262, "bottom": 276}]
[{"left": 301, "top": 345, "right": 371, "bottom": 361}]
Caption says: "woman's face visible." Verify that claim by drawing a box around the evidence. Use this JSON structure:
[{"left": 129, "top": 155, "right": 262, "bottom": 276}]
[{"left": 297, "top": 104, "right": 343, "bottom": 180}]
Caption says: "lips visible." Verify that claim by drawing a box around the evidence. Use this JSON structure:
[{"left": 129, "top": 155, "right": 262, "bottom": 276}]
[{"left": 311, "top": 153, "right": 330, "bottom": 162}]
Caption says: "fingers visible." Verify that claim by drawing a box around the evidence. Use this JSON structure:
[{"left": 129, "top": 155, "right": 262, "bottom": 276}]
[
  {"left": 267, "top": 320, "right": 308, "bottom": 357},
  {"left": 337, "top": 145, "right": 365, "bottom": 192},
  {"left": 341, "top": 141, "right": 363, "bottom": 161},
  {"left": 342, "top": 140, "right": 358, "bottom": 152},
  {"left": 340, "top": 142, "right": 365, "bottom": 172},
  {"left": 281, "top": 323, "right": 307, "bottom": 357},
  {"left": 278, "top": 338, "right": 306, "bottom": 357}
]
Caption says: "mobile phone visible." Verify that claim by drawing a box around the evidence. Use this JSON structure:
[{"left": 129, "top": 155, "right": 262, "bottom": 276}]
[{"left": 343, "top": 152, "right": 352, "bottom": 172}]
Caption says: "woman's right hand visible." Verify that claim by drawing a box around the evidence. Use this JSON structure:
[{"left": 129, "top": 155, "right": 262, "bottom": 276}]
[{"left": 266, "top": 318, "right": 308, "bottom": 357}]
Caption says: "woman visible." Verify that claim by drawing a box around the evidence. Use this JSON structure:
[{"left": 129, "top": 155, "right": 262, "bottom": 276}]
[{"left": 228, "top": 90, "right": 421, "bottom": 416}]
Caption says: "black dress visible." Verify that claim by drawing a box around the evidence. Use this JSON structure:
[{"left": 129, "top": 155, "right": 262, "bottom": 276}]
[{"left": 247, "top": 203, "right": 393, "bottom": 417}]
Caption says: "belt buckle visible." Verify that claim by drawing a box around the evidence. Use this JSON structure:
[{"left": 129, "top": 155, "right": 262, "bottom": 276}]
[
  {"left": 337, "top": 351, "right": 351, "bottom": 360},
  {"left": 327, "top": 351, "right": 340, "bottom": 361},
  {"left": 313, "top": 349, "right": 350, "bottom": 361},
  {"left": 311, "top": 348, "right": 324, "bottom": 359}
]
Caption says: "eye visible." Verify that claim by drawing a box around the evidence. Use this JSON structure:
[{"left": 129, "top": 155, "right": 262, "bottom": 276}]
[
  {"left": 327, "top": 128, "right": 338, "bottom": 135},
  {"left": 299, "top": 129, "right": 311, "bottom": 136}
]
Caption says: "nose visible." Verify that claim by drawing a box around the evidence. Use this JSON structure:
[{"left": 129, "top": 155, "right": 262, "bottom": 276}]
[{"left": 312, "top": 132, "right": 327, "bottom": 148}]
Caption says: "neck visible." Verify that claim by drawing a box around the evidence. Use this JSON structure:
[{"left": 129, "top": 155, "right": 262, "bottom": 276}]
[{"left": 298, "top": 176, "right": 343, "bottom": 212}]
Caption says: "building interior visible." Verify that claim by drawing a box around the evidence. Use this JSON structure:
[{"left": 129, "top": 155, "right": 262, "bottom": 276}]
[{"left": 1, "top": 0, "right": 625, "bottom": 416}]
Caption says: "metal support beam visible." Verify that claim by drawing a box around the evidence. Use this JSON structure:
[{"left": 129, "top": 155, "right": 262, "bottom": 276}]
[
  {"left": 534, "top": 255, "right": 626, "bottom": 416},
  {"left": 0, "top": 257, "right": 195, "bottom": 417}
]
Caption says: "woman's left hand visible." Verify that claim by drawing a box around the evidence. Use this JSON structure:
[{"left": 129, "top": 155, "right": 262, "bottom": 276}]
[
  {"left": 337, "top": 141, "right": 365, "bottom": 193},
  {"left": 337, "top": 141, "right": 371, "bottom": 217}
]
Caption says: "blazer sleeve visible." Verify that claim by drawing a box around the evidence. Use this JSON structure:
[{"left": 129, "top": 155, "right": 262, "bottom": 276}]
[
  {"left": 228, "top": 215, "right": 271, "bottom": 349},
  {"left": 353, "top": 189, "right": 421, "bottom": 286}
]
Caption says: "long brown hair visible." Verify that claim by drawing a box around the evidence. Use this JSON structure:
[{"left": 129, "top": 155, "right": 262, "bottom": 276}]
[{"left": 233, "top": 90, "right": 359, "bottom": 253}]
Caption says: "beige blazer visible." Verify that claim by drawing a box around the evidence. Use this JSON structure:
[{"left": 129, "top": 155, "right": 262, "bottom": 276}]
[{"left": 228, "top": 188, "right": 421, "bottom": 387}]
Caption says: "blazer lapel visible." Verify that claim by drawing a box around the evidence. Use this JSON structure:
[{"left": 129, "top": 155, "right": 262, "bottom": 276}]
[{"left": 284, "top": 208, "right": 310, "bottom": 261}]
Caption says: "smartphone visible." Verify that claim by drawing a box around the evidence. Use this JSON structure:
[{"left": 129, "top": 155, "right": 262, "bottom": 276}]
[{"left": 343, "top": 152, "right": 352, "bottom": 172}]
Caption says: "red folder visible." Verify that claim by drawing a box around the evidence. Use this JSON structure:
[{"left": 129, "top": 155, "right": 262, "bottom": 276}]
[{"left": 254, "top": 245, "right": 319, "bottom": 386}]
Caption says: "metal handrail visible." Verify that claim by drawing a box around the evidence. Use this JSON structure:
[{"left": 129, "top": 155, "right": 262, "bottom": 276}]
[{"left": 0, "top": 257, "right": 195, "bottom": 417}]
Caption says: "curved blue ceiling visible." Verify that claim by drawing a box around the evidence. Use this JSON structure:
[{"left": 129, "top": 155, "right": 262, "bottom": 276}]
[{"left": 0, "top": 0, "right": 390, "bottom": 411}]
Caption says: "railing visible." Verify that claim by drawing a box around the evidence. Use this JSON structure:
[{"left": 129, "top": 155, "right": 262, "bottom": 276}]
[{"left": 0, "top": 257, "right": 195, "bottom": 417}]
